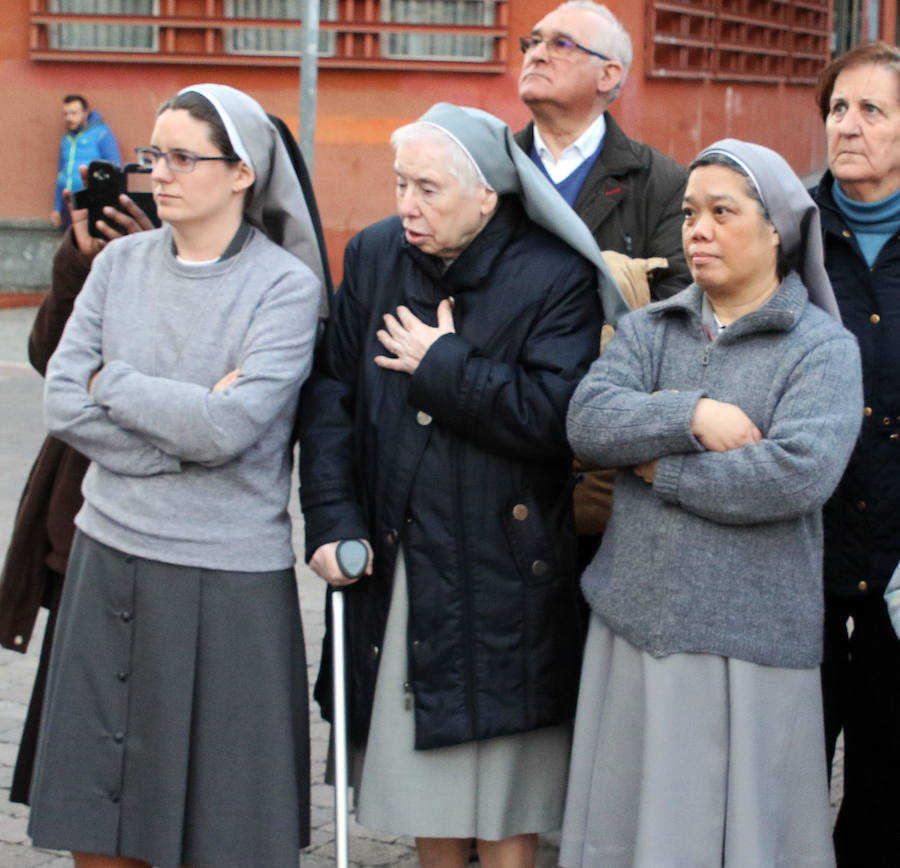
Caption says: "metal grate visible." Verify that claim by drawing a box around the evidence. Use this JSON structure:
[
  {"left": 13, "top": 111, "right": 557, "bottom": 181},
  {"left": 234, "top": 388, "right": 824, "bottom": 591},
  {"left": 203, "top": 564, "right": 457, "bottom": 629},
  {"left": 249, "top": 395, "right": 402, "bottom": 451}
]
[
  {"left": 30, "top": 0, "right": 508, "bottom": 72},
  {"left": 48, "top": 0, "right": 158, "bottom": 52},
  {"left": 647, "top": 0, "right": 830, "bottom": 84}
]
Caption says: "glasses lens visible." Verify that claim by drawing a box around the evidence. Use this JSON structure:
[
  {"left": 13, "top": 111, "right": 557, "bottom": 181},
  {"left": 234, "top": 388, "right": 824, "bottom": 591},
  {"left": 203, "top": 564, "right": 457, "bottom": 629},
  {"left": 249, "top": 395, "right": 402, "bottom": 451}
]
[
  {"left": 136, "top": 148, "right": 156, "bottom": 168},
  {"left": 167, "top": 150, "right": 196, "bottom": 173},
  {"left": 549, "top": 36, "right": 575, "bottom": 55},
  {"left": 520, "top": 36, "right": 542, "bottom": 53}
]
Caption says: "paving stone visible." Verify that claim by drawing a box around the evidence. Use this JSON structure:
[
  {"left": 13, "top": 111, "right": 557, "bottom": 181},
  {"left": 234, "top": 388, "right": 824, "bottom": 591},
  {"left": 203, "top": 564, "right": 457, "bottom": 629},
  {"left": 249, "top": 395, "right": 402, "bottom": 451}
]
[
  {"left": 0, "top": 841, "right": 69, "bottom": 867},
  {"left": 0, "top": 740, "right": 22, "bottom": 767},
  {"left": 310, "top": 782, "right": 337, "bottom": 810},
  {"left": 0, "top": 809, "right": 32, "bottom": 844}
]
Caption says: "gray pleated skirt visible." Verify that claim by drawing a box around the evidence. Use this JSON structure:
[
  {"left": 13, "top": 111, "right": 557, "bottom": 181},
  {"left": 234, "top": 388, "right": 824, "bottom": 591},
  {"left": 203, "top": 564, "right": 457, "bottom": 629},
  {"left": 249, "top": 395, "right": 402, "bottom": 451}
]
[
  {"left": 559, "top": 614, "right": 835, "bottom": 868},
  {"left": 355, "top": 553, "right": 572, "bottom": 840},
  {"left": 27, "top": 531, "right": 310, "bottom": 868}
]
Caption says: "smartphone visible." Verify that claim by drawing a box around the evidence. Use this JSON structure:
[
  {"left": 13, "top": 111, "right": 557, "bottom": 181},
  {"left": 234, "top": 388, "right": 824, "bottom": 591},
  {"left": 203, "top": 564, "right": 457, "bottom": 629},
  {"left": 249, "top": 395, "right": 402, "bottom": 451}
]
[{"left": 72, "top": 160, "right": 160, "bottom": 238}]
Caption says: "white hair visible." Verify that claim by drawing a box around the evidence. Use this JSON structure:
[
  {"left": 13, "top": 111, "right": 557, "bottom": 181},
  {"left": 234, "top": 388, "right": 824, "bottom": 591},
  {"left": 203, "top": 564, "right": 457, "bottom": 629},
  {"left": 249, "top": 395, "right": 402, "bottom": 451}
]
[
  {"left": 559, "top": 1, "right": 633, "bottom": 100},
  {"left": 390, "top": 122, "right": 489, "bottom": 193}
]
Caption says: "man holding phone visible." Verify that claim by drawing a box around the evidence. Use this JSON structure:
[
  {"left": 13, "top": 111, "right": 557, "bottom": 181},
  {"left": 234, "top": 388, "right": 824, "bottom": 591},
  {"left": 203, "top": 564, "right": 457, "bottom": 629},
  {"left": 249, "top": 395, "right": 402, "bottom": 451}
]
[{"left": 51, "top": 94, "right": 121, "bottom": 229}]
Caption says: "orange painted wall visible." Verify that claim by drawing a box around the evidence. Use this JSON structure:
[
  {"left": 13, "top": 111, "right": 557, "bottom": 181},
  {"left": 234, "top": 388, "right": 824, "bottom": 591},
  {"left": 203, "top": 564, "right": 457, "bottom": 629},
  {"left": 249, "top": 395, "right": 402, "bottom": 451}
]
[{"left": 1, "top": 1, "right": 869, "bottom": 283}]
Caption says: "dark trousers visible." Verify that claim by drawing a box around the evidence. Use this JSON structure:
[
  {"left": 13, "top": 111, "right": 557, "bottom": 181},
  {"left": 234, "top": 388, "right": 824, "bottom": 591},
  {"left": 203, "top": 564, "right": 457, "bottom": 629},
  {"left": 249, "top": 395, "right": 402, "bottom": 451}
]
[{"left": 822, "top": 592, "right": 900, "bottom": 867}]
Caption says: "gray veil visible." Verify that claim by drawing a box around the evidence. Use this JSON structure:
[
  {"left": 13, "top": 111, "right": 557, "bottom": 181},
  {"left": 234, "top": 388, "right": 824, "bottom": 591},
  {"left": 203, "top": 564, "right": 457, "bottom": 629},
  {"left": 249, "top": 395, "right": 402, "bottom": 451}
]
[
  {"left": 418, "top": 103, "right": 629, "bottom": 326},
  {"left": 695, "top": 138, "right": 840, "bottom": 319},
  {"left": 178, "top": 83, "right": 329, "bottom": 316}
]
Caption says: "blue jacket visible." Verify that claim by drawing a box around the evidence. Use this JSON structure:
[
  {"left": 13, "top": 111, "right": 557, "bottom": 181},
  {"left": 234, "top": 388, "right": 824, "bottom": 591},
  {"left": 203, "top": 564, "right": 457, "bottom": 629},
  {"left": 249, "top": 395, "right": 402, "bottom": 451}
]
[
  {"left": 54, "top": 110, "right": 121, "bottom": 213},
  {"left": 569, "top": 275, "right": 863, "bottom": 668}
]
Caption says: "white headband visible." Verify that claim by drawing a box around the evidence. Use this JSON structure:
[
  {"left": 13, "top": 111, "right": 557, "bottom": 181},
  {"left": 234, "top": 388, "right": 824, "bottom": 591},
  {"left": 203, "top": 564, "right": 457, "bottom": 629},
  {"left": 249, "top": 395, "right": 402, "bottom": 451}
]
[
  {"left": 178, "top": 85, "right": 254, "bottom": 171},
  {"left": 701, "top": 148, "right": 765, "bottom": 209}
]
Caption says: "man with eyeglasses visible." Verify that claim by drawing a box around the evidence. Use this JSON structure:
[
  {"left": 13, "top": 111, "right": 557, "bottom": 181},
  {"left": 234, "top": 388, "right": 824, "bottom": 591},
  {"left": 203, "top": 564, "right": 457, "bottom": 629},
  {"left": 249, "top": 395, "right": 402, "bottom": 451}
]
[
  {"left": 517, "top": 2, "right": 690, "bottom": 569},
  {"left": 516, "top": 1, "right": 689, "bottom": 300}
]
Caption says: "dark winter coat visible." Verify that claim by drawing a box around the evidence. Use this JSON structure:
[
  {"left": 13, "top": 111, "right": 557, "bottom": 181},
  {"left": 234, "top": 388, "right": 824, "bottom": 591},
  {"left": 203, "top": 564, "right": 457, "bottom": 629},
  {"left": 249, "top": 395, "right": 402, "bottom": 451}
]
[
  {"left": 0, "top": 230, "right": 91, "bottom": 652},
  {"left": 515, "top": 113, "right": 690, "bottom": 300},
  {"left": 814, "top": 172, "right": 900, "bottom": 596},
  {"left": 299, "top": 197, "right": 603, "bottom": 750}
]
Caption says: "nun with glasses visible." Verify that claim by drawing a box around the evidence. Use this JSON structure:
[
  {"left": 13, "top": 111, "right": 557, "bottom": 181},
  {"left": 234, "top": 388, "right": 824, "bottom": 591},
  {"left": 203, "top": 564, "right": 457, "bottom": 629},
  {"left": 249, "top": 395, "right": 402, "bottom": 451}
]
[
  {"left": 26, "top": 84, "right": 325, "bottom": 868},
  {"left": 560, "top": 139, "right": 864, "bottom": 867},
  {"left": 299, "top": 103, "right": 625, "bottom": 868}
]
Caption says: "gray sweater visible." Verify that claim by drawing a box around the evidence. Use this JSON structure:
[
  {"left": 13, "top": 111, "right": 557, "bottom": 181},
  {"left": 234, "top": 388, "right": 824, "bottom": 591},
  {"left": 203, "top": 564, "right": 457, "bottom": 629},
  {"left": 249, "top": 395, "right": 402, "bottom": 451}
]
[
  {"left": 567, "top": 274, "right": 863, "bottom": 668},
  {"left": 45, "top": 225, "right": 321, "bottom": 571}
]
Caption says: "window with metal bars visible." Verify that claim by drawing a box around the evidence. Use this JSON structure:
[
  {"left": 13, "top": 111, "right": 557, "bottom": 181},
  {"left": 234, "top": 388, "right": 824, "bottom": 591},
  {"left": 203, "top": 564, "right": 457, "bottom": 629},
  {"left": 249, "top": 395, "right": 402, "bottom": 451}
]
[
  {"left": 30, "top": 0, "right": 507, "bottom": 71},
  {"left": 382, "top": 0, "right": 497, "bottom": 62},
  {"left": 224, "top": 0, "right": 337, "bottom": 57},
  {"left": 48, "top": 0, "right": 158, "bottom": 52},
  {"left": 646, "top": 0, "right": 830, "bottom": 84}
]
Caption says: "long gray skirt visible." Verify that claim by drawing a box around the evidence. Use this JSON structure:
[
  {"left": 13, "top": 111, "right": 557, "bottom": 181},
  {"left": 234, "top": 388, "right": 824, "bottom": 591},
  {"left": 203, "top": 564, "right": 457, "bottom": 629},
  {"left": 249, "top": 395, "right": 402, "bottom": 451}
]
[
  {"left": 355, "top": 553, "right": 572, "bottom": 840},
  {"left": 27, "top": 531, "right": 310, "bottom": 868},
  {"left": 559, "top": 614, "right": 835, "bottom": 868}
]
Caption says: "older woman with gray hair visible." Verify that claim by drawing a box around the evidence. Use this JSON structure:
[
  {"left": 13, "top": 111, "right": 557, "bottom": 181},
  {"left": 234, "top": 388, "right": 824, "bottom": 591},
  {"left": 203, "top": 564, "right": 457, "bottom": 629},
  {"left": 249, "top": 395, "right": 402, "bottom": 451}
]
[
  {"left": 811, "top": 41, "right": 900, "bottom": 866},
  {"left": 299, "top": 103, "right": 623, "bottom": 867},
  {"left": 560, "top": 139, "right": 863, "bottom": 867}
]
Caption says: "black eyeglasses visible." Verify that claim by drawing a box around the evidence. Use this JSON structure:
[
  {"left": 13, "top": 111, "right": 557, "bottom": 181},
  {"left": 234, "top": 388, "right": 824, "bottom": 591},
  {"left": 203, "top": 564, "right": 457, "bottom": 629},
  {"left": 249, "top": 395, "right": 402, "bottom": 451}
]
[
  {"left": 519, "top": 34, "right": 610, "bottom": 61},
  {"left": 135, "top": 146, "right": 240, "bottom": 174}
]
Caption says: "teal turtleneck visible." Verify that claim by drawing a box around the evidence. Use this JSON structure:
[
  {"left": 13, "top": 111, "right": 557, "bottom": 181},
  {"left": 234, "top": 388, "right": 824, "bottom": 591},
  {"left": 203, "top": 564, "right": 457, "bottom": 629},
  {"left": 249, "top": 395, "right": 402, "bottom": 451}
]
[{"left": 832, "top": 179, "right": 900, "bottom": 266}]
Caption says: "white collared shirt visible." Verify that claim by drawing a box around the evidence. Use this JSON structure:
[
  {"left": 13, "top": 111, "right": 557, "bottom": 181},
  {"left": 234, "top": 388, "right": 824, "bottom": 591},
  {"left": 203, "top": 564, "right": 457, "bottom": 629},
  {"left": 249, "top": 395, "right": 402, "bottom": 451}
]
[{"left": 532, "top": 114, "right": 607, "bottom": 184}]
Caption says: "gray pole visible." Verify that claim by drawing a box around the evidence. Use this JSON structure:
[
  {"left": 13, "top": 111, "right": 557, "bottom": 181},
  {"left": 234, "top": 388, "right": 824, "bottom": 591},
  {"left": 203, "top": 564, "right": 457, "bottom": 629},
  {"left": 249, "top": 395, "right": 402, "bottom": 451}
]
[
  {"left": 866, "top": 0, "right": 880, "bottom": 39},
  {"left": 300, "top": 0, "right": 320, "bottom": 175}
]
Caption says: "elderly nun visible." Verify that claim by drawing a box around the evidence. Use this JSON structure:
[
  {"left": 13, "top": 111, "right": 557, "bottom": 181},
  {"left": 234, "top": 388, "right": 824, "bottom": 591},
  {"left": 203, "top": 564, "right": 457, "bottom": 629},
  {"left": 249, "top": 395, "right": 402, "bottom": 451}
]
[
  {"left": 27, "top": 84, "right": 323, "bottom": 868},
  {"left": 560, "top": 139, "right": 863, "bottom": 867},
  {"left": 299, "top": 103, "right": 624, "bottom": 868}
]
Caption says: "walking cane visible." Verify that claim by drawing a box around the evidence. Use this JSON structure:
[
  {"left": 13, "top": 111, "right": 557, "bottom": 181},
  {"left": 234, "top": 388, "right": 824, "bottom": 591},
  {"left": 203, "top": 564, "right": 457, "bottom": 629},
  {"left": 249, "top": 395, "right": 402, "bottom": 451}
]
[{"left": 332, "top": 539, "right": 368, "bottom": 868}]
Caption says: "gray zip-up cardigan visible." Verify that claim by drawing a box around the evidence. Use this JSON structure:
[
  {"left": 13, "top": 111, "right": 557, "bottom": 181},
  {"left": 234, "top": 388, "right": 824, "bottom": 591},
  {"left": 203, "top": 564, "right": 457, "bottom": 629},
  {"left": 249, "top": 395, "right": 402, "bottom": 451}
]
[{"left": 567, "top": 273, "right": 863, "bottom": 668}]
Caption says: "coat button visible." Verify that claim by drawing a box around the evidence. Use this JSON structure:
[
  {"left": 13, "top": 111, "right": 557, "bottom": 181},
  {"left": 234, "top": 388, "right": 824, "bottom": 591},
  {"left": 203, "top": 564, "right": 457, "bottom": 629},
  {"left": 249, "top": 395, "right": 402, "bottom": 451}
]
[
  {"left": 842, "top": 230, "right": 852, "bottom": 238},
  {"left": 12, "top": 634, "right": 24, "bottom": 646},
  {"left": 891, "top": 433, "right": 900, "bottom": 440},
  {"left": 863, "top": 407, "right": 872, "bottom": 417},
  {"left": 120, "top": 611, "right": 133, "bottom": 623},
  {"left": 117, "top": 670, "right": 130, "bottom": 682},
  {"left": 858, "top": 580, "right": 868, "bottom": 591},
  {"left": 416, "top": 410, "right": 432, "bottom": 426},
  {"left": 856, "top": 501, "right": 866, "bottom": 511},
  {"left": 512, "top": 504, "right": 529, "bottom": 521},
  {"left": 531, "top": 559, "right": 548, "bottom": 577},
  {"left": 113, "top": 731, "right": 125, "bottom": 744},
  {"left": 870, "top": 313, "right": 881, "bottom": 324},
  {"left": 372, "top": 645, "right": 380, "bottom": 658},
  {"left": 883, "top": 417, "right": 891, "bottom": 425}
]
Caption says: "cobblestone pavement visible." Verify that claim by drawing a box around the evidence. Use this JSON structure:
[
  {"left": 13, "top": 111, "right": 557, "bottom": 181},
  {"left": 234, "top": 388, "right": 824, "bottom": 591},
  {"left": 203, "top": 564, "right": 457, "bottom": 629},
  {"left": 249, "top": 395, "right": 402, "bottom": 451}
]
[{"left": 0, "top": 304, "right": 567, "bottom": 867}]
